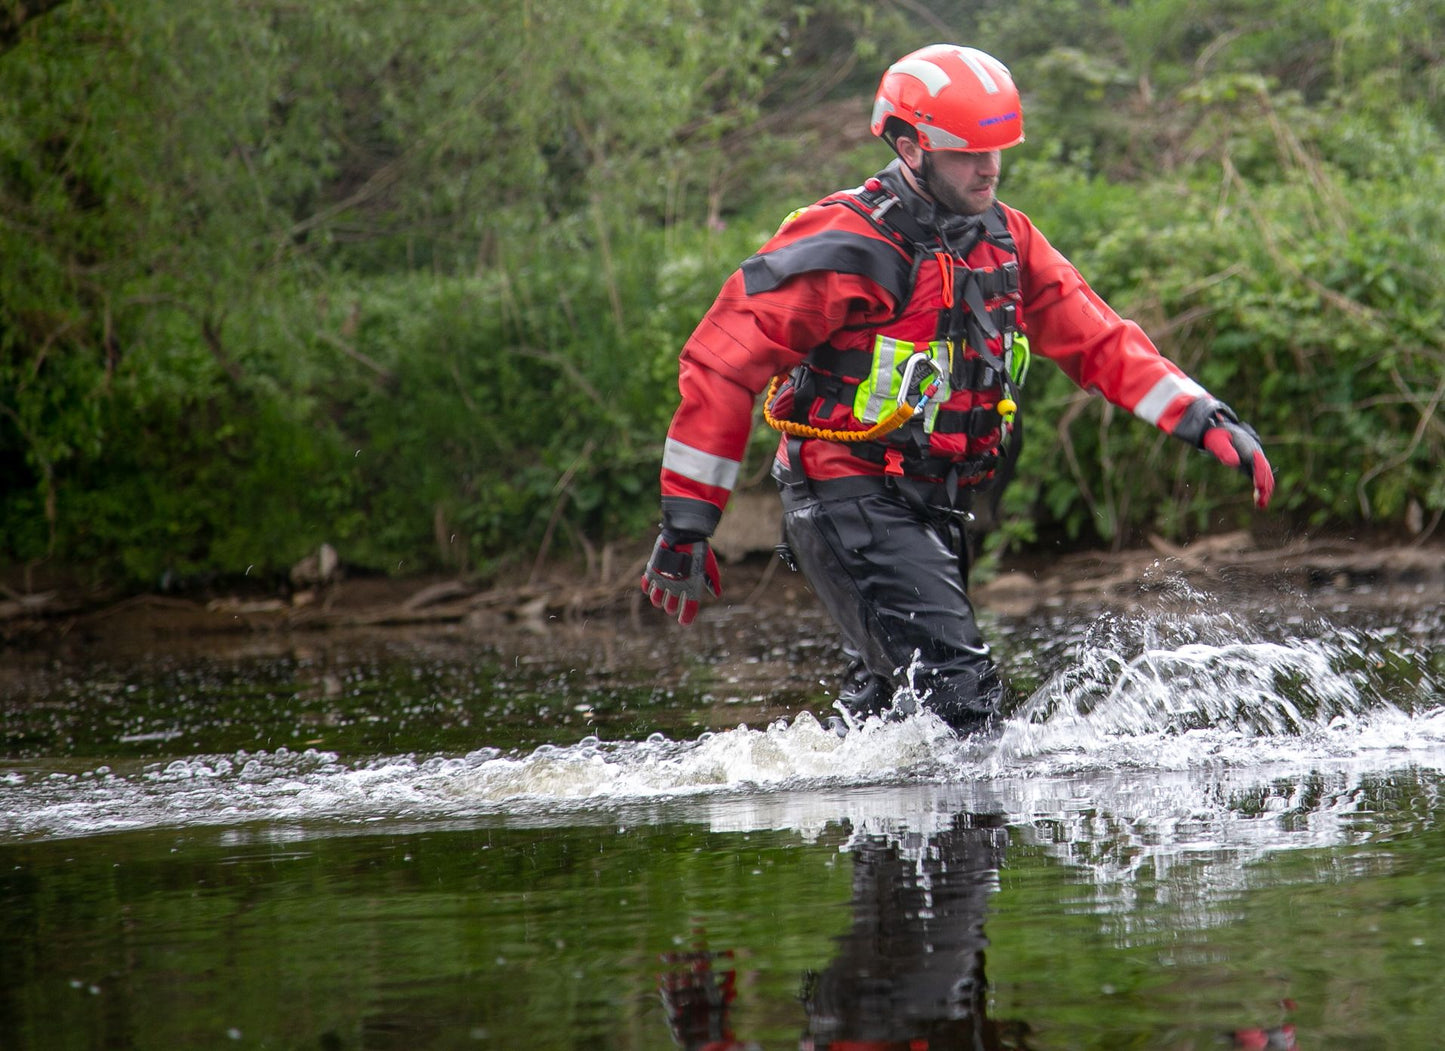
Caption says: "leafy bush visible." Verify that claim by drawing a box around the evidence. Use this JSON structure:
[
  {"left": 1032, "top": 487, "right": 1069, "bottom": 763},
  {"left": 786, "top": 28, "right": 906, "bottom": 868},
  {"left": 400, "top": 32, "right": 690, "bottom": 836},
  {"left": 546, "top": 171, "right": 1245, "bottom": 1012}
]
[{"left": 3, "top": 0, "right": 1443, "bottom": 593}]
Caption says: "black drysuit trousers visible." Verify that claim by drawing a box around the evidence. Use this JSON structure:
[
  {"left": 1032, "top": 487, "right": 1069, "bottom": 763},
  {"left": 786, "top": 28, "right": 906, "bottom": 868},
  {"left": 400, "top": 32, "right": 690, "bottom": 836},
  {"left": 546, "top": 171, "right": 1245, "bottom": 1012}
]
[{"left": 777, "top": 480, "right": 1004, "bottom": 731}]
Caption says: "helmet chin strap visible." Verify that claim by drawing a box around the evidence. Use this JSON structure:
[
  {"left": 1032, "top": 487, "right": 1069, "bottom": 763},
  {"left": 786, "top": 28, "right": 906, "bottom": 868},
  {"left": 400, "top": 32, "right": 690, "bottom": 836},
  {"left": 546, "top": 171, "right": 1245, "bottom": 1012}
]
[
  {"left": 908, "top": 151, "right": 933, "bottom": 199},
  {"left": 904, "top": 151, "right": 955, "bottom": 222},
  {"left": 898, "top": 139, "right": 963, "bottom": 219}
]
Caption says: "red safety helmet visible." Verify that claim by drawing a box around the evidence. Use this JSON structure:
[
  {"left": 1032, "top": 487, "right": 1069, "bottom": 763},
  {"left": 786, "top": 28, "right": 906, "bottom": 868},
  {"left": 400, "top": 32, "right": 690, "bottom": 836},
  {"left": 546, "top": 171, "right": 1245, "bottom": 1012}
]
[{"left": 870, "top": 44, "right": 1024, "bottom": 152}]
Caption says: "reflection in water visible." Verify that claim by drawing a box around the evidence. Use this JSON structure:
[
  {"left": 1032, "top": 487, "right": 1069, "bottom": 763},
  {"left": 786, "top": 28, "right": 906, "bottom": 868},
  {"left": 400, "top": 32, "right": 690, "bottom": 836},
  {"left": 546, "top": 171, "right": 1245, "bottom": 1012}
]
[
  {"left": 1229, "top": 1002, "right": 1297, "bottom": 1049},
  {"left": 800, "top": 812, "right": 1030, "bottom": 1050},
  {"left": 660, "top": 944, "right": 760, "bottom": 1051},
  {"left": 661, "top": 813, "right": 1034, "bottom": 1050}
]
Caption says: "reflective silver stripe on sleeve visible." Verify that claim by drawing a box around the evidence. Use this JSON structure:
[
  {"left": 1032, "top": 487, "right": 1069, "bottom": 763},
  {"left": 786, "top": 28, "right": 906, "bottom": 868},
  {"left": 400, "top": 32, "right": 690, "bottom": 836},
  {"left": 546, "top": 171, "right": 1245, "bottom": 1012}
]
[
  {"left": 663, "top": 438, "right": 740, "bottom": 491},
  {"left": 1133, "top": 373, "right": 1208, "bottom": 427}
]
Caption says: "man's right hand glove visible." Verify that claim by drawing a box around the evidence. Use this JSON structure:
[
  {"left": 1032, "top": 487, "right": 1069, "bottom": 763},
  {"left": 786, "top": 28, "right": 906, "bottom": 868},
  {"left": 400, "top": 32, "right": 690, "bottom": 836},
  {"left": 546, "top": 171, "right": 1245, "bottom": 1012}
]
[{"left": 641, "top": 533, "right": 721, "bottom": 626}]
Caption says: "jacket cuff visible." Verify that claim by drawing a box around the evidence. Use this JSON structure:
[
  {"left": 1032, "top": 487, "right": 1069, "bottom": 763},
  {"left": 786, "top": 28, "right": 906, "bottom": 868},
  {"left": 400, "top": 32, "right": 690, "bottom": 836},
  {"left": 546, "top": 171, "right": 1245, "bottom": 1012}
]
[
  {"left": 1171, "top": 396, "right": 1235, "bottom": 448},
  {"left": 661, "top": 496, "right": 722, "bottom": 541}
]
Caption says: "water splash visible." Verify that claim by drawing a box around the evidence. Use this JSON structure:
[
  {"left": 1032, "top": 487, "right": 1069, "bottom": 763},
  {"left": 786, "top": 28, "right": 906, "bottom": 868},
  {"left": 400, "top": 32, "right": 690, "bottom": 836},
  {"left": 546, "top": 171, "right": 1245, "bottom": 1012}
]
[
  {"left": 3, "top": 607, "right": 1441, "bottom": 846},
  {"left": 993, "top": 606, "right": 1443, "bottom": 773},
  {"left": 0, "top": 711, "right": 959, "bottom": 841}
]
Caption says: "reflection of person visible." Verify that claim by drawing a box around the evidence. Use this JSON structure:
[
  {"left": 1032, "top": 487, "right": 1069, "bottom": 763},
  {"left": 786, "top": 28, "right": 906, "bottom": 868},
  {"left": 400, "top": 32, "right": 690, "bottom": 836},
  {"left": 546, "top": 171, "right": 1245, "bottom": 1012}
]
[
  {"left": 1230, "top": 1000, "right": 1298, "bottom": 1049},
  {"left": 658, "top": 944, "right": 761, "bottom": 1051},
  {"left": 642, "top": 43, "right": 1275, "bottom": 733},
  {"left": 800, "top": 813, "right": 1032, "bottom": 1050}
]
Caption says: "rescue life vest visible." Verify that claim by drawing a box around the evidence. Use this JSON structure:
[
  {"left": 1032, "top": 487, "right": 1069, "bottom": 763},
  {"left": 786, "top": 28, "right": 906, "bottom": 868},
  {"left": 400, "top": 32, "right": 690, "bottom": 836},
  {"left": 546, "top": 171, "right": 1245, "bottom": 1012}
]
[{"left": 755, "top": 175, "right": 1030, "bottom": 486}]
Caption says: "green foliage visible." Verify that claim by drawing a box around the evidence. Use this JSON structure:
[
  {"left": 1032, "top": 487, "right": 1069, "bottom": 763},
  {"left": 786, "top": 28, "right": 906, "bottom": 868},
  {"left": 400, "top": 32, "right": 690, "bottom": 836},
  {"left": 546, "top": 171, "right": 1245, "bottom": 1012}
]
[
  {"left": 303, "top": 221, "right": 763, "bottom": 575},
  {"left": 3, "top": 0, "right": 1444, "bottom": 590},
  {"left": 0, "top": 0, "right": 808, "bottom": 583},
  {"left": 999, "top": 140, "right": 1445, "bottom": 547}
]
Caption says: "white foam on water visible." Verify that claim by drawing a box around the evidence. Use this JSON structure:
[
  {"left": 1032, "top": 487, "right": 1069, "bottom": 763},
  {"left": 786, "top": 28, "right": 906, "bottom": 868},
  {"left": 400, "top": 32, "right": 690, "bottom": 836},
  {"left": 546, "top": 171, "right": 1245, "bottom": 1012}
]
[
  {"left": 0, "top": 710, "right": 953, "bottom": 840},
  {"left": 989, "top": 614, "right": 1445, "bottom": 778},
  {"left": 3, "top": 611, "right": 1441, "bottom": 856},
  {"left": 436, "top": 708, "right": 956, "bottom": 802}
]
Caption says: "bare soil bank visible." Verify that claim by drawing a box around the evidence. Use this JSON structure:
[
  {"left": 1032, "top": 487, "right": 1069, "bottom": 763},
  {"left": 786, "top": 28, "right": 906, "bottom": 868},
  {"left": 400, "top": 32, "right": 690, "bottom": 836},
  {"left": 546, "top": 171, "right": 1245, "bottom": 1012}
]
[{"left": 4, "top": 530, "right": 1440, "bottom": 659}]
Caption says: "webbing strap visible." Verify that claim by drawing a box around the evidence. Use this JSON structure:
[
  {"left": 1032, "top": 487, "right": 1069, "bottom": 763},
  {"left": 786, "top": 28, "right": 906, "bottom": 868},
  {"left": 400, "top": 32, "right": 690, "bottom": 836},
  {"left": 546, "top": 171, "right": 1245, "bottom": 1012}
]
[
  {"left": 808, "top": 345, "right": 875, "bottom": 380},
  {"left": 931, "top": 405, "right": 1007, "bottom": 437},
  {"left": 846, "top": 439, "right": 997, "bottom": 477}
]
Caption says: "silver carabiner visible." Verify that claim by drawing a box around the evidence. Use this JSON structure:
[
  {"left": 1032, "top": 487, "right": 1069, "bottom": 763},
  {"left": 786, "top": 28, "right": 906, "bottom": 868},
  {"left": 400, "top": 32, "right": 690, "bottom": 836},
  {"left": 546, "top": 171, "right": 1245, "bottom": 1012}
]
[{"left": 895, "top": 351, "right": 947, "bottom": 410}]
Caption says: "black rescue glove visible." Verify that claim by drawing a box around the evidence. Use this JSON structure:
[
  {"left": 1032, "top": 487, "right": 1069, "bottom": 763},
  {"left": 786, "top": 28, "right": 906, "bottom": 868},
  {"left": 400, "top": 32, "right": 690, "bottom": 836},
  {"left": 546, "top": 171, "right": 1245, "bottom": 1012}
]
[
  {"left": 1174, "top": 398, "right": 1276, "bottom": 509},
  {"left": 640, "top": 533, "right": 721, "bottom": 626}
]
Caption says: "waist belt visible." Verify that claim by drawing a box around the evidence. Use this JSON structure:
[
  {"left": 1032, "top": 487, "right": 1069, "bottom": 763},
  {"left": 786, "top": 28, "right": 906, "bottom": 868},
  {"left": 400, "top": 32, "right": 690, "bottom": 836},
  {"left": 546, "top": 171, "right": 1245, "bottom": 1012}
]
[{"left": 845, "top": 440, "right": 998, "bottom": 479}]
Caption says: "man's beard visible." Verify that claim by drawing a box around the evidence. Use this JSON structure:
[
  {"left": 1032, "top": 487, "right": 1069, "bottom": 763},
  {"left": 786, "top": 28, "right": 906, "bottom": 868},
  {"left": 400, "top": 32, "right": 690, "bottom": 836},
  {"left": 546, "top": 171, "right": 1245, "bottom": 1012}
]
[{"left": 920, "top": 154, "right": 992, "bottom": 216}]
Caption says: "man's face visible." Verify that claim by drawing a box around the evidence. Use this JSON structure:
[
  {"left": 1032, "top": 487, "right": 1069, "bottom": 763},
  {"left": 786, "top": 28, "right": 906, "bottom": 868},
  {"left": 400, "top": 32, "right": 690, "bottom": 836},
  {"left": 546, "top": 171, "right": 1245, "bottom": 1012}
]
[{"left": 926, "top": 148, "right": 1002, "bottom": 216}]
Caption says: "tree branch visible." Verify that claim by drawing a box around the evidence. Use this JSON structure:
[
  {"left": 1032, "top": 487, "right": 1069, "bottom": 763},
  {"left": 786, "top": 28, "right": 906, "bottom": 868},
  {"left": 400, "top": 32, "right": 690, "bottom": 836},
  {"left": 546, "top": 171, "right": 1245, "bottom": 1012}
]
[{"left": 0, "top": 0, "right": 70, "bottom": 56}]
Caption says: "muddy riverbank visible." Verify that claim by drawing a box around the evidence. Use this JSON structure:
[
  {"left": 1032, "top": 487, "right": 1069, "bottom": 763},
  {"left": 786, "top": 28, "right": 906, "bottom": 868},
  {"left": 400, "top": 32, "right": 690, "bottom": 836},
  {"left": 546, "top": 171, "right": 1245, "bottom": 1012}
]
[{"left": 4, "top": 530, "right": 1440, "bottom": 662}]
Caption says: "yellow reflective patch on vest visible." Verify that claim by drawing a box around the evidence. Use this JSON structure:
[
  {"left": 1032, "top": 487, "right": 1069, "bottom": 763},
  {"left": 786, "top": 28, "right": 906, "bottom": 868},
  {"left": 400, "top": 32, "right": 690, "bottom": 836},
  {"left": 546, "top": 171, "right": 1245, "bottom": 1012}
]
[
  {"left": 1007, "top": 333, "right": 1032, "bottom": 388},
  {"left": 778, "top": 206, "right": 810, "bottom": 231},
  {"left": 853, "top": 335, "right": 952, "bottom": 432}
]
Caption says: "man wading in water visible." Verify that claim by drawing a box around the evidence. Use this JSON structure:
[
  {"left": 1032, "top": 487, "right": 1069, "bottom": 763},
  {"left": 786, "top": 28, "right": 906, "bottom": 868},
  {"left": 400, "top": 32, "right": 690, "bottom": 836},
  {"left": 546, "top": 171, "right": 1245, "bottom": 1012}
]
[{"left": 642, "top": 44, "right": 1275, "bottom": 734}]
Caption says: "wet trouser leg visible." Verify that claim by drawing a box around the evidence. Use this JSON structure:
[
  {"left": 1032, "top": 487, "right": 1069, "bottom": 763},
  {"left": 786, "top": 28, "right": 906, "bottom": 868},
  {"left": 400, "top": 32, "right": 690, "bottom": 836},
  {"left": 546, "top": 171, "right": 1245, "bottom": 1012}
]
[{"left": 780, "top": 488, "right": 1002, "bottom": 732}]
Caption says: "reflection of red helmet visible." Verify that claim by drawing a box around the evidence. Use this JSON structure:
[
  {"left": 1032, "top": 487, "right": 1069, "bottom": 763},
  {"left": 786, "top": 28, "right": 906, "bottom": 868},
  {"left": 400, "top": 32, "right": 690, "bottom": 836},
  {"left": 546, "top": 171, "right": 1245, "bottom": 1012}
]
[{"left": 870, "top": 44, "right": 1024, "bottom": 152}]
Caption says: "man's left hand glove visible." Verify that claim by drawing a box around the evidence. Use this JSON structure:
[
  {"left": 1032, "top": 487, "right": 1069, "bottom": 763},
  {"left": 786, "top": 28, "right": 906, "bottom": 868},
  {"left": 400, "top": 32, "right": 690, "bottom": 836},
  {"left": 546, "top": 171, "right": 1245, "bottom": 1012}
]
[
  {"left": 1179, "top": 399, "right": 1275, "bottom": 509},
  {"left": 641, "top": 533, "right": 721, "bottom": 626}
]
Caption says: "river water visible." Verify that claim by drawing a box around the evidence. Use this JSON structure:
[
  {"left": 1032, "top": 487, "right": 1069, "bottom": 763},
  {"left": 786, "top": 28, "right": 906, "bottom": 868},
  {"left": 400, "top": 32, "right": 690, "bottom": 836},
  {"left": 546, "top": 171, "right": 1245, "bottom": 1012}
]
[{"left": 2, "top": 571, "right": 1444, "bottom": 1049}]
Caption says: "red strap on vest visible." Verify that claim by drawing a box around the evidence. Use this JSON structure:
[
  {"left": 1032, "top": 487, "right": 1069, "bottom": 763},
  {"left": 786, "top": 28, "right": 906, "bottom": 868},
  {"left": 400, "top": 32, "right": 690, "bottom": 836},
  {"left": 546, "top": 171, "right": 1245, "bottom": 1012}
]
[{"left": 934, "top": 250, "right": 955, "bottom": 308}]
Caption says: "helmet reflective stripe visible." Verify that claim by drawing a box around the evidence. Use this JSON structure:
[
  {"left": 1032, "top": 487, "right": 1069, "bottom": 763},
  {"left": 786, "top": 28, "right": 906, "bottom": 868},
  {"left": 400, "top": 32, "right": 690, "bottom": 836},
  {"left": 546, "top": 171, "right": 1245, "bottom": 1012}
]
[
  {"left": 914, "top": 121, "right": 970, "bottom": 150},
  {"left": 870, "top": 95, "right": 895, "bottom": 129},
  {"left": 887, "top": 56, "right": 953, "bottom": 97},
  {"left": 855, "top": 336, "right": 951, "bottom": 431},
  {"left": 1132, "top": 373, "right": 1208, "bottom": 427},
  {"left": 956, "top": 47, "right": 1002, "bottom": 94},
  {"left": 888, "top": 47, "right": 1004, "bottom": 98},
  {"left": 662, "top": 437, "right": 740, "bottom": 490}
]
